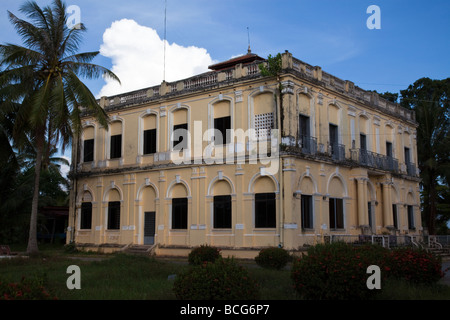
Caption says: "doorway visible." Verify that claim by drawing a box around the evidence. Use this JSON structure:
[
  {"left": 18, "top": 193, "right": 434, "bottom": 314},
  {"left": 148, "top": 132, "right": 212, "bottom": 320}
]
[{"left": 144, "top": 211, "right": 156, "bottom": 245}]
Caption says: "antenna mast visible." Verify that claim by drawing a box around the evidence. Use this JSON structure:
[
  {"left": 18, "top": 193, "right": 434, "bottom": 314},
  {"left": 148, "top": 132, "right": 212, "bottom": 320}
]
[
  {"left": 247, "top": 26, "right": 251, "bottom": 53},
  {"left": 163, "top": 0, "right": 167, "bottom": 81}
]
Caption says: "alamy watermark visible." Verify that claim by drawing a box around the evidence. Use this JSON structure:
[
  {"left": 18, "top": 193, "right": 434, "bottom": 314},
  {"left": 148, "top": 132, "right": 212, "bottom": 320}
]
[
  {"left": 170, "top": 122, "right": 280, "bottom": 176},
  {"left": 66, "top": 5, "right": 81, "bottom": 30},
  {"left": 66, "top": 265, "right": 81, "bottom": 290},
  {"left": 367, "top": 5, "right": 381, "bottom": 30}
]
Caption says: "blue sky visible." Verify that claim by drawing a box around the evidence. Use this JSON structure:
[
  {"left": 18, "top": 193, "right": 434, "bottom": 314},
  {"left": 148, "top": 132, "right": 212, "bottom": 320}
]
[{"left": 1, "top": 0, "right": 449, "bottom": 98}]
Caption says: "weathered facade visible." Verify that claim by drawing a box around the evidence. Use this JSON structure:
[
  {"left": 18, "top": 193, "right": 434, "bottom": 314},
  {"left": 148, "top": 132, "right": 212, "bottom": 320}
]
[{"left": 67, "top": 50, "right": 421, "bottom": 257}]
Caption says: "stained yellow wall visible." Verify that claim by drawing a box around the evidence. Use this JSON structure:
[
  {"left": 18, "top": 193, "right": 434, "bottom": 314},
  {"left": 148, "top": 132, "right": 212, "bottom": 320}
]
[{"left": 69, "top": 52, "right": 421, "bottom": 257}]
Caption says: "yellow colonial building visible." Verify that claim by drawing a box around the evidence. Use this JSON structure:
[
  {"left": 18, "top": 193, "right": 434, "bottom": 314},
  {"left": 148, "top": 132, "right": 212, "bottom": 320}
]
[{"left": 67, "top": 50, "right": 421, "bottom": 257}]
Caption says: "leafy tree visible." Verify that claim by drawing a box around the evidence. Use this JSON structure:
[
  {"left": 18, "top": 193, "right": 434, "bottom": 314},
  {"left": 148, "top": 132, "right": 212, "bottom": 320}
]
[
  {"left": 0, "top": 0, "right": 120, "bottom": 253},
  {"left": 379, "top": 91, "right": 399, "bottom": 103},
  {"left": 400, "top": 77, "right": 450, "bottom": 235}
]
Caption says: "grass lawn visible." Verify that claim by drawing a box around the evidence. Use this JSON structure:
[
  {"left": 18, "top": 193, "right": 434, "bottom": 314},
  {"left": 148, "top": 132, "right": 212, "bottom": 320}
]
[{"left": 1, "top": 243, "right": 449, "bottom": 300}]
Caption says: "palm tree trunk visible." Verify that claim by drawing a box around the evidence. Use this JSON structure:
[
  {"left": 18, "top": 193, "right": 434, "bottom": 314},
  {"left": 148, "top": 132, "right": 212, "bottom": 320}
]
[{"left": 26, "top": 127, "right": 45, "bottom": 254}]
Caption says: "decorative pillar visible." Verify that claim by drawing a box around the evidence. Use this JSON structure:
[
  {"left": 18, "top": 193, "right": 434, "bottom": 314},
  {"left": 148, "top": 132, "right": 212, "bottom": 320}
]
[
  {"left": 357, "top": 177, "right": 369, "bottom": 232},
  {"left": 382, "top": 181, "right": 394, "bottom": 230}
]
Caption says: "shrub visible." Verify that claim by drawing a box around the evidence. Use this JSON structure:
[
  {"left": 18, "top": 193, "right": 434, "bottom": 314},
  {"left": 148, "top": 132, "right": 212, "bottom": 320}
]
[
  {"left": 0, "top": 276, "right": 57, "bottom": 300},
  {"left": 64, "top": 242, "right": 78, "bottom": 253},
  {"left": 173, "top": 258, "right": 260, "bottom": 300},
  {"left": 188, "top": 244, "right": 221, "bottom": 265},
  {"left": 384, "top": 247, "right": 444, "bottom": 285},
  {"left": 291, "top": 242, "right": 388, "bottom": 300},
  {"left": 255, "top": 247, "right": 292, "bottom": 270}
]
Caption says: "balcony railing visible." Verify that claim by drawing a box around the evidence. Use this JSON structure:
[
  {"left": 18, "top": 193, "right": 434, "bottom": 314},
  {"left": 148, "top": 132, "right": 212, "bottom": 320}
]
[
  {"left": 298, "top": 135, "right": 318, "bottom": 155},
  {"left": 351, "top": 149, "right": 399, "bottom": 173},
  {"left": 406, "top": 162, "right": 416, "bottom": 177},
  {"left": 330, "top": 143, "right": 346, "bottom": 161}
]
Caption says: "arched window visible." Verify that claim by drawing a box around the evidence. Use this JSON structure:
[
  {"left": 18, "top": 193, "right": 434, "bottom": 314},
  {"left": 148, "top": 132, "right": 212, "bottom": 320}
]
[
  {"left": 107, "top": 188, "right": 121, "bottom": 230},
  {"left": 80, "top": 191, "right": 93, "bottom": 229},
  {"left": 212, "top": 180, "right": 232, "bottom": 229},
  {"left": 143, "top": 114, "right": 157, "bottom": 155},
  {"left": 253, "top": 176, "right": 277, "bottom": 228},
  {"left": 253, "top": 92, "right": 274, "bottom": 141},
  {"left": 170, "top": 183, "right": 188, "bottom": 230},
  {"left": 212, "top": 100, "right": 232, "bottom": 145},
  {"left": 300, "top": 177, "right": 315, "bottom": 230},
  {"left": 406, "top": 192, "right": 416, "bottom": 230},
  {"left": 109, "top": 121, "right": 122, "bottom": 159},
  {"left": 328, "top": 176, "right": 345, "bottom": 230},
  {"left": 171, "top": 108, "right": 188, "bottom": 151},
  {"left": 82, "top": 126, "right": 95, "bottom": 163}
]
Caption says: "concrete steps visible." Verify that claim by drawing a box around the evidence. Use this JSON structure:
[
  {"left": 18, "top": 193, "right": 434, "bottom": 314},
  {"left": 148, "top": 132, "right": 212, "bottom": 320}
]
[
  {"left": 123, "top": 244, "right": 156, "bottom": 256},
  {"left": 428, "top": 247, "right": 450, "bottom": 258}
]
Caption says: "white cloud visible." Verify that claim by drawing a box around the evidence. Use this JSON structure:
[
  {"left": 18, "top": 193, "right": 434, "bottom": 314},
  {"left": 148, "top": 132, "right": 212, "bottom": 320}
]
[{"left": 97, "top": 19, "right": 216, "bottom": 97}]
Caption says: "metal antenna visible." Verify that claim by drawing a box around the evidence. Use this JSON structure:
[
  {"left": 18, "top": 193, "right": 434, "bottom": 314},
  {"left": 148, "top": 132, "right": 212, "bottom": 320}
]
[
  {"left": 247, "top": 26, "right": 251, "bottom": 53},
  {"left": 163, "top": 0, "right": 167, "bottom": 81}
]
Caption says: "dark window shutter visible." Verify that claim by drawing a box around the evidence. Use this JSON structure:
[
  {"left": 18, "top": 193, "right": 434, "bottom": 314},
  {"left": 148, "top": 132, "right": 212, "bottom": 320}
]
[
  {"left": 110, "top": 134, "right": 122, "bottom": 159},
  {"left": 144, "top": 129, "right": 157, "bottom": 154},
  {"left": 83, "top": 139, "right": 94, "bottom": 162},
  {"left": 255, "top": 193, "right": 276, "bottom": 228},
  {"left": 172, "top": 198, "right": 188, "bottom": 229}
]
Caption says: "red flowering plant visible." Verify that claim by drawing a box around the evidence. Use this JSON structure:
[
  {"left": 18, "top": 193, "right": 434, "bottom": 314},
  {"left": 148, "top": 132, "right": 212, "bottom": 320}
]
[
  {"left": 0, "top": 276, "right": 57, "bottom": 300},
  {"left": 384, "top": 247, "right": 444, "bottom": 285},
  {"left": 291, "top": 242, "right": 389, "bottom": 300}
]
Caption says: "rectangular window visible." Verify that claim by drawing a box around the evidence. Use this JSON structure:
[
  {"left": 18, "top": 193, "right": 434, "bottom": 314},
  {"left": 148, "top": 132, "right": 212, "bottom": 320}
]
[
  {"left": 110, "top": 134, "right": 122, "bottom": 159},
  {"left": 299, "top": 115, "right": 312, "bottom": 153},
  {"left": 329, "top": 197, "right": 344, "bottom": 229},
  {"left": 80, "top": 202, "right": 92, "bottom": 229},
  {"left": 360, "top": 133, "right": 367, "bottom": 151},
  {"left": 407, "top": 205, "right": 415, "bottom": 229},
  {"left": 143, "top": 129, "right": 157, "bottom": 155},
  {"left": 107, "top": 201, "right": 120, "bottom": 230},
  {"left": 214, "top": 116, "right": 231, "bottom": 145},
  {"left": 172, "top": 197, "right": 188, "bottom": 229},
  {"left": 329, "top": 123, "right": 343, "bottom": 160},
  {"left": 301, "top": 195, "right": 313, "bottom": 229},
  {"left": 404, "top": 147, "right": 411, "bottom": 165},
  {"left": 173, "top": 123, "right": 188, "bottom": 150},
  {"left": 255, "top": 193, "right": 276, "bottom": 228},
  {"left": 368, "top": 202, "right": 373, "bottom": 228},
  {"left": 386, "top": 141, "right": 393, "bottom": 158},
  {"left": 392, "top": 204, "right": 398, "bottom": 229},
  {"left": 83, "top": 139, "right": 94, "bottom": 162},
  {"left": 329, "top": 124, "right": 338, "bottom": 147},
  {"left": 213, "top": 195, "right": 232, "bottom": 229}
]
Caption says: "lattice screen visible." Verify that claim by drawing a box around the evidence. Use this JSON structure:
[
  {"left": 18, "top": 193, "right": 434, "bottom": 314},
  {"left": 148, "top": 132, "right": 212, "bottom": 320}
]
[{"left": 254, "top": 112, "right": 273, "bottom": 139}]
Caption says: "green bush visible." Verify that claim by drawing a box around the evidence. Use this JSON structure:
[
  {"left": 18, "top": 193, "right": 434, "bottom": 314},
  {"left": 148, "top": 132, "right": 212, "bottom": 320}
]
[
  {"left": 384, "top": 247, "right": 444, "bottom": 285},
  {"left": 188, "top": 244, "right": 221, "bottom": 265},
  {"left": 255, "top": 247, "right": 292, "bottom": 270},
  {"left": 173, "top": 258, "right": 260, "bottom": 300},
  {"left": 64, "top": 242, "right": 78, "bottom": 253},
  {"left": 0, "top": 276, "right": 57, "bottom": 300},
  {"left": 291, "top": 242, "right": 388, "bottom": 300}
]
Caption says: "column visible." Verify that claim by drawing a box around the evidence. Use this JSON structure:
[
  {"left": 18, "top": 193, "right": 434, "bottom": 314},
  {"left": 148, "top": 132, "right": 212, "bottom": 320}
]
[
  {"left": 357, "top": 178, "right": 368, "bottom": 228},
  {"left": 382, "top": 181, "right": 394, "bottom": 229}
]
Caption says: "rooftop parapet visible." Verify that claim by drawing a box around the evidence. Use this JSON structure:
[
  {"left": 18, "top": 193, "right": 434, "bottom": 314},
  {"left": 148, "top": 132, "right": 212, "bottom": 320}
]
[{"left": 94, "top": 51, "right": 416, "bottom": 124}]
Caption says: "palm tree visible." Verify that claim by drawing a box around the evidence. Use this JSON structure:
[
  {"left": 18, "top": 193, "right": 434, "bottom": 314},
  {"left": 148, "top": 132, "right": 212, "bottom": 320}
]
[{"left": 0, "top": 0, "right": 120, "bottom": 254}]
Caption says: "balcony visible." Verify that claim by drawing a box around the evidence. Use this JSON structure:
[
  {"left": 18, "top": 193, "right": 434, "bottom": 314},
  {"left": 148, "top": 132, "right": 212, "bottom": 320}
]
[
  {"left": 298, "top": 135, "right": 318, "bottom": 155},
  {"left": 406, "top": 162, "right": 417, "bottom": 177},
  {"left": 351, "top": 149, "right": 399, "bottom": 173},
  {"left": 330, "top": 143, "right": 346, "bottom": 161}
]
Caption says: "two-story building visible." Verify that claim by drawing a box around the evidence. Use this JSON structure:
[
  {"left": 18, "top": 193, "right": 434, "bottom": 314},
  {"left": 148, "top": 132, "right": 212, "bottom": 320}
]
[{"left": 67, "top": 50, "right": 421, "bottom": 257}]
